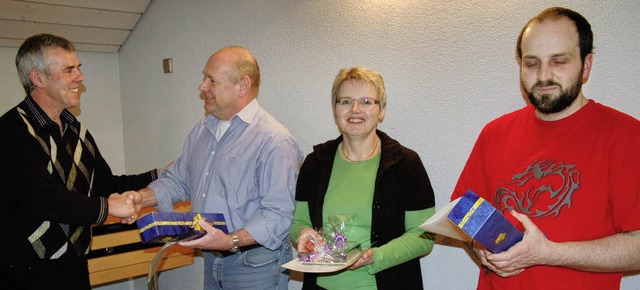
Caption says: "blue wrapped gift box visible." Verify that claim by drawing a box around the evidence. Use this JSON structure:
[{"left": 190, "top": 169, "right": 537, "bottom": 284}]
[
  {"left": 137, "top": 212, "right": 228, "bottom": 243},
  {"left": 447, "top": 190, "right": 523, "bottom": 253}
]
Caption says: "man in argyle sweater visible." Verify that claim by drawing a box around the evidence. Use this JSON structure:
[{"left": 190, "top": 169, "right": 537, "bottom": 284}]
[{"left": 0, "top": 34, "right": 160, "bottom": 289}]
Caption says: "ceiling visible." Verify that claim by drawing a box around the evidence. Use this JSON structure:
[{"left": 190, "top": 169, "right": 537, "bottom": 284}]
[{"left": 0, "top": 0, "right": 152, "bottom": 53}]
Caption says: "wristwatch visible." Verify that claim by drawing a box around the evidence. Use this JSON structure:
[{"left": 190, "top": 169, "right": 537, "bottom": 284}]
[{"left": 229, "top": 233, "right": 240, "bottom": 252}]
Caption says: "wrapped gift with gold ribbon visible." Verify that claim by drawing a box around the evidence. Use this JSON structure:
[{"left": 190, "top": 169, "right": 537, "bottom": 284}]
[
  {"left": 447, "top": 190, "right": 523, "bottom": 253},
  {"left": 137, "top": 212, "right": 228, "bottom": 243}
]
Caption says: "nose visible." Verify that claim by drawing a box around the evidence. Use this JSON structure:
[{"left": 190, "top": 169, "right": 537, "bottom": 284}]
[
  {"left": 350, "top": 100, "right": 362, "bottom": 112},
  {"left": 75, "top": 69, "right": 85, "bottom": 82},
  {"left": 198, "top": 80, "right": 207, "bottom": 91},
  {"left": 538, "top": 63, "right": 553, "bottom": 81}
]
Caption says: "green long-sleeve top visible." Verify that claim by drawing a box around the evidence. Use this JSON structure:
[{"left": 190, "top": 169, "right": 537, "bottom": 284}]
[{"left": 291, "top": 131, "right": 436, "bottom": 290}]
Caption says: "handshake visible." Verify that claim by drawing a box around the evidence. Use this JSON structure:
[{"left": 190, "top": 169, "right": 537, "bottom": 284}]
[
  {"left": 106, "top": 161, "right": 170, "bottom": 224},
  {"left": 107, "top": 190, "right": 145, "bottom": 224}
]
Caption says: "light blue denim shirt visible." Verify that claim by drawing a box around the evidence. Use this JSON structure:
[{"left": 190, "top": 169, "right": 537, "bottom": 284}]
[{"left": 149, "top": 100, "right": 303, "bottom": 249}]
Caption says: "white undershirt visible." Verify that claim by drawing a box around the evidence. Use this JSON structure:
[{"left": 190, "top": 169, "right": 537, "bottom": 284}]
[{"left": 215, "top": 120, "right": 231, "bottom": 140}]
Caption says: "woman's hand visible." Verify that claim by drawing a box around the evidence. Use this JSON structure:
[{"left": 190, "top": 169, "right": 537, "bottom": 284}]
[
  {"left": 348, "top": 248, "right": 375, "bottom": 269},
  {"left": 297, "top": 227, "right": 325, "bottom": 253}
]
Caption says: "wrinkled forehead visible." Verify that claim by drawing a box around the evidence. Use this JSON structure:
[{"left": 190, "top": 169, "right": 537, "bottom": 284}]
[
  {"left": 44, "top": 47, "right": 80, "bottom": 70},
  {"left": 521, "top": 18, "right": 580, "bottom": 57}
]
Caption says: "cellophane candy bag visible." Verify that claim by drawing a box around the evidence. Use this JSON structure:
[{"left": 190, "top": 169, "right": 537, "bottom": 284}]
[{"left": 299, "top": 215, "right": 354, "bottom": 264}]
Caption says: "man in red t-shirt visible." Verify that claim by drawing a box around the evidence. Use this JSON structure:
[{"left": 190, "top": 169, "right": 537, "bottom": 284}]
[{"left": 451, "top": 7, "right": 640, "bottom": 290}]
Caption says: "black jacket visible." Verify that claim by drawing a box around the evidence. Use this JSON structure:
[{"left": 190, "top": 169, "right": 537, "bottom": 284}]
[{"left": 296, "top": 130, "right": 435, "bottom": 289}]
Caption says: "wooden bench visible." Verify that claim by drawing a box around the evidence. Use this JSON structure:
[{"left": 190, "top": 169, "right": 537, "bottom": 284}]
[{"left": 88, "top": 202, "right": 194, "bottom": 287}]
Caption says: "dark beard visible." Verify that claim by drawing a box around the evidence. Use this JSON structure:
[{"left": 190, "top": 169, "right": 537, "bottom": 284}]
[{"left": 525, "top": 74, "right": 582, "bottom": 114}]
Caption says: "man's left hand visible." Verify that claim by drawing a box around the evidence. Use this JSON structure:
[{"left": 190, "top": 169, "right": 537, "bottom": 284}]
[
  {"left": 482, "top": 210, "right": 554, "bottom": 277},
  {"left": 179, "top": 218, "right": 231, "bottom": 251}
]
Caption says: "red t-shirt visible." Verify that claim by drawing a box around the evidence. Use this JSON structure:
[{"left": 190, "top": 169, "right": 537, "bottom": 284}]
[{"left": 452, "top": 100, "right": 640, "bottom": 290}]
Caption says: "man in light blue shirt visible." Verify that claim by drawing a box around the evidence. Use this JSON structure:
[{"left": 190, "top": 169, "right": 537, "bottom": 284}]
[{"left": 128, "top": 46, "right": 303, "bottom": 290}]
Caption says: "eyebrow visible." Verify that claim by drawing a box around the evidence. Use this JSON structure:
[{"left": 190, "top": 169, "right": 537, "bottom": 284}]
[
  {"left": 63, "top": 63, "right": 81, "bottom": 70},
  {"left": 523, "top": 52, "right": 571, "bottom": 60}
]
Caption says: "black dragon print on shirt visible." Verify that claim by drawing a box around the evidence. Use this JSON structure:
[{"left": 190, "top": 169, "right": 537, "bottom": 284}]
[{"left": 495, "top": 159, "right": 580, "bottom": 219}]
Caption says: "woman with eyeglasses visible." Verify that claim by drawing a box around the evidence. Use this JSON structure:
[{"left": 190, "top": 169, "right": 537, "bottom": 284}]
[{"left": 290, "top": 66, "right": 436, "bottom": 290}]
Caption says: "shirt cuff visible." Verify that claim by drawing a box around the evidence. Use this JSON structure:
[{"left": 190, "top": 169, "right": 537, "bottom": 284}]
[
  {"left": 150, "top": 168, "right": 159, "bottom": 180},
  {"left": 96, "top": 196, "right": 108, "bottom": 225}
]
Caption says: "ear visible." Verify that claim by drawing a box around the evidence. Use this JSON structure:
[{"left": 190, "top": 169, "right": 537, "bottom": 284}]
[
  {"left": 30, "top": 67, "right": 46, "bottom": 88},
  {"left": 581, "top": 53, "right": 593, "bottom": 84},
  {"left": 378, "top": 106, "right": 387, "bottom": 123},
  {"left": 237, "top": 75, "right": 251, "bottom": 95}
]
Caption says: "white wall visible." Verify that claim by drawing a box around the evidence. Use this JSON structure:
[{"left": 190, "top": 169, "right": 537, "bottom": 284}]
[
  {"left": 114, "top": 0, "right": 640, "bottom": 289},
  {"left": 114, "top": 1, "right": 640, "bottom": 289},
  {"left": 0, "top": 48, "right": 26, "bottom": 111}
]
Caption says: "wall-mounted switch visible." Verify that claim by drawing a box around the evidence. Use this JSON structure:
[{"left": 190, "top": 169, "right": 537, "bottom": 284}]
[{"left": 163, "top": 58, "right": 173, "bottom": 73}]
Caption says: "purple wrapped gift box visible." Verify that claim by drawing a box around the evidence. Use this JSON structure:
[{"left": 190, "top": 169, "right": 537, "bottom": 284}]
[
  {"left": 137, "top": 212, "right": 228, "bottom": 243},
  {"left": 448, "top": 190, "right": 523, "bottom": 253}
]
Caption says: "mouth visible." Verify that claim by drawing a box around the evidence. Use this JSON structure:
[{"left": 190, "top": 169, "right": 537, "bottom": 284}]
[
  {"left": 534, "top": 85, "right": 559, "bottom": 95},
  {"left": 70, "top": 88, "right": 79, "bottom": 93},
  {"left": 347, "top": 117, "right": 365, "bottom": 123},
  {"left": 533, "top": 80, "right": 561, "bottom": 93},
  {"left": 202, "top": 93, "right": 215, "bottom": 101}
]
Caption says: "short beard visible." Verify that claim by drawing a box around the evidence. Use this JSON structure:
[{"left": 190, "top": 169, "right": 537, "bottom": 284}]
[{"left": 525, "top": 72, "right": 583, "bottom": 114}]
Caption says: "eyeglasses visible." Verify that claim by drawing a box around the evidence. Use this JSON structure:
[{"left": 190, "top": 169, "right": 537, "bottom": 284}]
[{"left": 335, "top": 97, "right": 380, "bottom": 108}]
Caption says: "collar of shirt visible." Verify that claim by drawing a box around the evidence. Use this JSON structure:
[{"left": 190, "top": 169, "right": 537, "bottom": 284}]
[
  {"left": 205, "top": 98, "right": 260, "bottom": 128},
  {"left": 23, "top": 95, "right": 77, "bottom": 134},
  {"left": 236, "top": 98, "right": 259, "bottom": 124}
]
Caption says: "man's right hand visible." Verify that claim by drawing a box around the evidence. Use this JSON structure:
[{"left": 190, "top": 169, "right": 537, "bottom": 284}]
[
  {"left": 123, "top": 190, "right": 143, "bottom": 211},
  {"left": 117, "top": 190, "right": 143, "bottom": 224},
  {"left": 107, "top": 193, "right": 137, "bottom": 222}
]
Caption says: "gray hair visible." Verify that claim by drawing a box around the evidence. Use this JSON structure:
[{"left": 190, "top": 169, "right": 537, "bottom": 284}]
[{"left": 15, "top": 34, "right": 75, "bottom": 92}]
